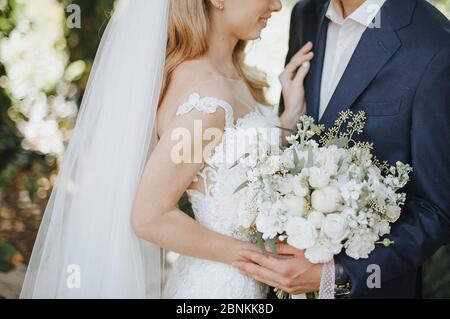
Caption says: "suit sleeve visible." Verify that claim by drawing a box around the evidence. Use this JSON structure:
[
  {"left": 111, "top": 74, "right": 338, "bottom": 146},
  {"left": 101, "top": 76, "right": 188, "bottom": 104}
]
[{"left": 337, "top": 47, "right": 450, "bottom": 298}]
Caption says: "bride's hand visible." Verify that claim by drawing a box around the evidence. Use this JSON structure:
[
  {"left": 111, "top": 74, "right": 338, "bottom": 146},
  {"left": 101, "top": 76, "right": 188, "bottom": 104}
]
[{"left": 279, "top": 42, "right": 314, "bottom": 120}]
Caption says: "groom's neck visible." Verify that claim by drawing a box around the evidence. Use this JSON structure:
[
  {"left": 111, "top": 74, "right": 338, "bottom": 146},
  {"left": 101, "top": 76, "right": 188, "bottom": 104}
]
[{"left": 334, "top": 0, "right": 366, "bottom": 18}]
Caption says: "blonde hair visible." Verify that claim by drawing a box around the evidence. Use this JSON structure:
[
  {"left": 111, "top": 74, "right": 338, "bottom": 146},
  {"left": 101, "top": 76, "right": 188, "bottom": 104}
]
[{"left": 161, "top": 0, "right": 269, "bottom": 105}]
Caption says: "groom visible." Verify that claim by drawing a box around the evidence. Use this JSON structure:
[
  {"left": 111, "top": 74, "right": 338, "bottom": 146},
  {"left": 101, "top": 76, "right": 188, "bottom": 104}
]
[{"left": 233, "top": 0, "right": 450, "bottom": 298}]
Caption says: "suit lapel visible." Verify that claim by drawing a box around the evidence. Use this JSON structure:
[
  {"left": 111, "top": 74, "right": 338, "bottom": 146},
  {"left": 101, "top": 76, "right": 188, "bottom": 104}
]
[
  {"left": 305, "top": 0, "right": 330, "bottom": 122},
  {"left": 320, "top": 4, "right": 402, "bottom": 127}
]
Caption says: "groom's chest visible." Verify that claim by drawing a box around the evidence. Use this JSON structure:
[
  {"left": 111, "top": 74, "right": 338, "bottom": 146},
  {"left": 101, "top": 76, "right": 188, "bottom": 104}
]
[{"left": 314, "top": 37, "right": 433, "bottom": 165}]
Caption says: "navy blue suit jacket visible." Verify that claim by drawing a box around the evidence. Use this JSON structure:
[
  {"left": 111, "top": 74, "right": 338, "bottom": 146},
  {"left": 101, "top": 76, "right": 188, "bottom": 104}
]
[{"left": 285, "top": 0, "right": 450, "bottom": 298}]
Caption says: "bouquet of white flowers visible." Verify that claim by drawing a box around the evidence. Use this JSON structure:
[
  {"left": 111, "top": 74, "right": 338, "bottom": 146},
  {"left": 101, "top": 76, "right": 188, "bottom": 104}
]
[{"left": 234, "top": 110, "right": 412, "bottom": 263}]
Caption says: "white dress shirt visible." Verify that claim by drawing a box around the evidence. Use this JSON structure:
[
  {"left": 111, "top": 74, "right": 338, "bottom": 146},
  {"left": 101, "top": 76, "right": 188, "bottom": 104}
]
[{"left": 319, "top": 0, "right": 386, "bottom": 120}]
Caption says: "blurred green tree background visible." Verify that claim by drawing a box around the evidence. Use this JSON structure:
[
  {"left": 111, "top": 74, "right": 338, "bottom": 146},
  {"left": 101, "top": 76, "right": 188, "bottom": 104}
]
[{"left": 0, "top": 0, "right": 449, "bottom": 298}]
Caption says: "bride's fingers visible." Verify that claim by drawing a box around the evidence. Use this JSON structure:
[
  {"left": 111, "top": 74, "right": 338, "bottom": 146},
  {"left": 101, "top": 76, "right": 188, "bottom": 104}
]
[
  {"left": 281, "top": 51, "right": 314, "bottom": 82},
  {"left": 239, "top": 250, "right": 286, "bottom": 273},
  {"left": 276, "top": 242, "right": 304, "bottom": 255},
  {"left": 286, "top": 51, "right": 313, "bottom": 76},
  {"left": 293, "top": 61, "right": 311, "bottom": 85},
  {"left": 275, "top": 254, "right": 296, "bottom": 260},
  {"left": 298, "top": 41, "right": 313, "bottom": 55},
  {"left": 263, "top": 245, "right": 295, "bottom": 259},
  {"left": 288, "top": 42, "right": 314, "bottom": 70},
  {"left": 233, "top": 260, "right": 288, "bottom": 289},
  {"left": 291, "top": 43, "right": 313, "bottom": 64}
]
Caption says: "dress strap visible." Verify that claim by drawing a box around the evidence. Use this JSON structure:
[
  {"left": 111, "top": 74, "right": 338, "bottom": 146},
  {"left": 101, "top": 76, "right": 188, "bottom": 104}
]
[{"left": 176, "top": 93, "right": 235, "bottom": 128}]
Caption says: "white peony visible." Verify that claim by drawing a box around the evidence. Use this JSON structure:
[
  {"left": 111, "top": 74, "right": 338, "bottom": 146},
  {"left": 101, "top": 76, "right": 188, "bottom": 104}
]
[
  {"left": 385, "top": 204, "right": 401, "bottom": 222},
  {"left": 285, "top": 217, "right": 317, "bottom": 250},
  {"left": 322, "top": 214, "right": 348, "bottom": 241},
  {"left": 308, "top": 167, "right": 331, "bottom": 189},
  {"left": 311, "top": 186, "right": 343, "bottom": 214},
  {"left": 307, "top": 211, "right": 325, "bottom": 229},
  {"left": 305, "top": 242, "right": 334, "bottom": 263},
  {"left": 282, "top": 194, "right": 308, "bottom": 217}
]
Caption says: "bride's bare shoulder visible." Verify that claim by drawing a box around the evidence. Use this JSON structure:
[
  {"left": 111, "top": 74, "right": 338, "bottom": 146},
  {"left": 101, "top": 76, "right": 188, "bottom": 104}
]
[
  {"left": 157, "top": 60, "right": 234, "bottom": 135},
  {"left": 162, "top": 60, "right": 234, "bottom": 107},
  {"left": 172, "top": 59, "right": 223, "bottom": 83}
]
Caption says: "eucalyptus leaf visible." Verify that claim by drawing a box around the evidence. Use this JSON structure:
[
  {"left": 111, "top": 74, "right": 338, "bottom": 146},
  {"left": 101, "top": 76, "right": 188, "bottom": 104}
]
[
  {"left": 337, "top": 156, "right": 344, "bottom": 171},
  {"left": 326, "top": 137, "right": 349, "bottom": 148},
  {"left": 306, "top": 147, "right": 314, "bottom": 168},
  {"left": 274, "top": 125, "right": 295, "bottom": 133},
  {"left": 291, "top": 149, "right": 305, "bottom": 175},
  {"left": 256, "top": 232, "right": 268, "bottom": 257},
  {"left": 266, "top": 238, "right": 277, "bottom": 256},
  {"left": 229, "top": 152, "right": 250, "bottom": 169},
  {"left": 233, "top": 180, "right": 249, "bottom": 195}
]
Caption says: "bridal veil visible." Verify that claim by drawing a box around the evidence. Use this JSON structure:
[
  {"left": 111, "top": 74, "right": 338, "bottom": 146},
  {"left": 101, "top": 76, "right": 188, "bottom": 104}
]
[{"left": 20, "top": 0, "right": 169, "bottom": 298}]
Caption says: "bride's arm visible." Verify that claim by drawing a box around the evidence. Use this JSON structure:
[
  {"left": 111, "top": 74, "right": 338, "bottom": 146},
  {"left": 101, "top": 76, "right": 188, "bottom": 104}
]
[{"left": 131, "top": 100, "right": 255, "bottom": 266}]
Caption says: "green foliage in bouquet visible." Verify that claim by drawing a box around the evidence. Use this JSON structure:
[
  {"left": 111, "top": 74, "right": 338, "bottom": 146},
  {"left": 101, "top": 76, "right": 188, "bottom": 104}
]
[{"left": 318, "top": 110, "right": 391, "bottom": 172}]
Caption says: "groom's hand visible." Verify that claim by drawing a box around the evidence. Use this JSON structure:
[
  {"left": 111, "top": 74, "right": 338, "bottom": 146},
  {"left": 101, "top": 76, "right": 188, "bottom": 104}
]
[{"left": 232, "top": 243, "right": 323, "bottom": 295}]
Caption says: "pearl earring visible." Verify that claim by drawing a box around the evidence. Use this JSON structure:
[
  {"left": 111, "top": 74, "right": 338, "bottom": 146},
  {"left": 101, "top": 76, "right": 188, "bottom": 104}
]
[{"left": 219, "top": 1, "right": 224, "bottom": 10}]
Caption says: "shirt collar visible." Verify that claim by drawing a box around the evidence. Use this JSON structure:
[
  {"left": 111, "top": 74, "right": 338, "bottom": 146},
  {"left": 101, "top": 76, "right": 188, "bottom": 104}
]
[{"left": 326, "top": 0, "right": 387, "bottom": 27}]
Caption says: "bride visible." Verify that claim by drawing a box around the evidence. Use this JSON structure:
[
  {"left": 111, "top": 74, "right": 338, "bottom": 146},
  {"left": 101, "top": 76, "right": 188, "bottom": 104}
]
[{"left": 20, "top": 0, "right": 314, "bottom": 298}]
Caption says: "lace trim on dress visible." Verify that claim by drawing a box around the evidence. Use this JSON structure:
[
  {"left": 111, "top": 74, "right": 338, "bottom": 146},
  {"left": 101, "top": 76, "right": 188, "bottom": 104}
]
[
  {"left": 176, "top": 92, "right": 235, "bottom": 128},
  {"left": 176, "top": 93, "right": 236, "bottom": 197}
]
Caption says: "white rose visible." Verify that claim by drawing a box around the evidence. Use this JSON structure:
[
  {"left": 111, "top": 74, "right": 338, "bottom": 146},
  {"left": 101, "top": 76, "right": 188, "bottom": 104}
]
[
  {"left": 311, "top": 186, "right": 343, "bottom": 214},
  {"left": 282, "top": 194, "right": 308, "bottom": 217},
  {"left": 308, "top": 167, "right": 330, "bottom": 189},
  {"left": 322, "top": 214, "right": 348, "bottom": 241},
  {"left": 385, "top": 204, "right": 401, "bottom": 222},
  {"left": 307, "top": 211, "right": 325, "bottom": 229},
  {"left": 255, "top": 213, "right": 281, "bottom": 240},
  {"left": 285, "top": 217, "right": 317, "bottom": 250},
  {"left": 305, "top": 242, "right": 334, "bottom": 263}
]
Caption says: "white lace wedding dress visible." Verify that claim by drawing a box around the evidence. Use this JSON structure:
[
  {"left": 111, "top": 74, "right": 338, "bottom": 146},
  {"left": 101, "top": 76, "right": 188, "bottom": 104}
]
[{"left": 162, "top": 93, "right": 281, "bottom": 299}]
